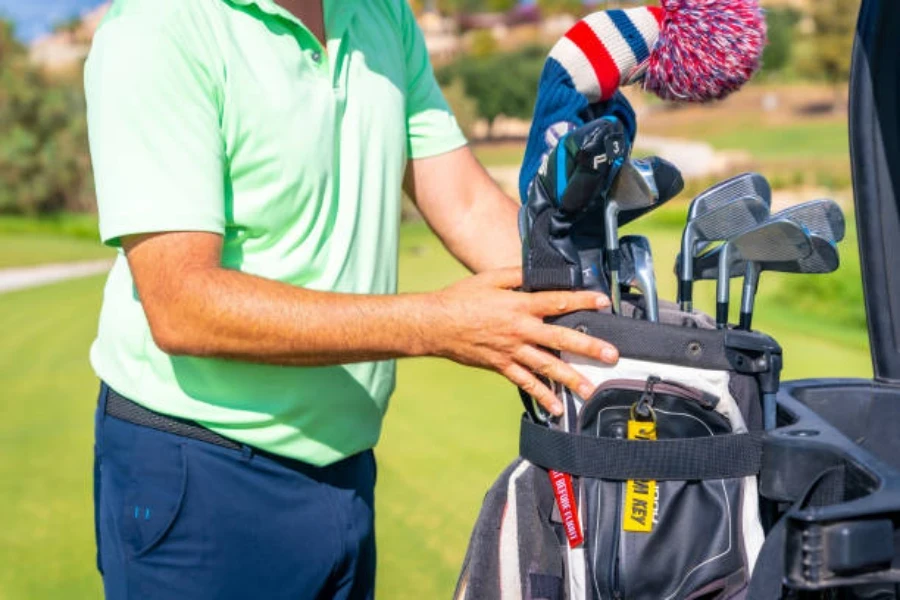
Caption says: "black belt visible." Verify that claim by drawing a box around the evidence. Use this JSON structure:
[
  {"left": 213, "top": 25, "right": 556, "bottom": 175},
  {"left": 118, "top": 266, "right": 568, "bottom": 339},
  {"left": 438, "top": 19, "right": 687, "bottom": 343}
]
[{"left": 105, "top": 387, "right": 243, "bottom": 452}]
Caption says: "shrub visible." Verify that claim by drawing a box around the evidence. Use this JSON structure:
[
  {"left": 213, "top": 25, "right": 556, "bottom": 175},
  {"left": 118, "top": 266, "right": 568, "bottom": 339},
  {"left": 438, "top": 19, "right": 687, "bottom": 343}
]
[
  {"left": 0, "top": 21, "right": 94, "bottom": 216},
  {"left": 437, "top": 46, "right": 546, "bottom": 135}
]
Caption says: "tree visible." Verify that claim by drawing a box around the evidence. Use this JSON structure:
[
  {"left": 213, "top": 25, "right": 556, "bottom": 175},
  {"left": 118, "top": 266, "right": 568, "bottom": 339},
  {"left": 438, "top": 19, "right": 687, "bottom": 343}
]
[
  {"left": 470, "top": 29, "right": 498, "bottom": 57},
  {"left": 537, "top": 0, "right": 584, "bottom": 16},
  {"left": 437, "top": 46, "right": 545, "bottom": 136},
  {"left": 438, "top": 0, "right": 516, "bottom": 14},
  {"left": 760, "top": 7, "right": 799, "bottom": 77},
  {"left": 0, "top": 20, "right": 94, "bottom": 215},
  {"left": 801, "top": 0, "right": 860, "bottom": 107}
]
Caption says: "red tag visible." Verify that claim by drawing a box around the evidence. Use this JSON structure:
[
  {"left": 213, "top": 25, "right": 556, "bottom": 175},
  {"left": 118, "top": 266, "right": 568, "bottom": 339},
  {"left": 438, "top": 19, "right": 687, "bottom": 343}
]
[{"left": 549, "top": 470, "right": 583, "bottom": 548}]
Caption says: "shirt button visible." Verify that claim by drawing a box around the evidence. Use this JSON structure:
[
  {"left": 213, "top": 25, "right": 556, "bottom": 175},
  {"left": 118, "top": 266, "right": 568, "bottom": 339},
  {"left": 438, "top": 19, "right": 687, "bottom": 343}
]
[{"left": 311, "top": 51, "right": 321, "bottom": 63}]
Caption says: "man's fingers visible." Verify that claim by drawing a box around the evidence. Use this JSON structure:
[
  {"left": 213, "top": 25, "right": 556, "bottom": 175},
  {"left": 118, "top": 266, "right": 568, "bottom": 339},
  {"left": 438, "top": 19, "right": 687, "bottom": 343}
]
[
  {"left": 530, "top": 323, "right": 619, "bottom": 365},
  {"left": 529, "top": 290, "right": 610, "bottom": 316},
  {"left": 516, "top": 346, "right": 597, "bottom": 401},
  {"left": 502, "top": 363, "right": 562, "bottom": 416},
  {"left": 477, "top": 267, "right": 524, "bottom": 290}
]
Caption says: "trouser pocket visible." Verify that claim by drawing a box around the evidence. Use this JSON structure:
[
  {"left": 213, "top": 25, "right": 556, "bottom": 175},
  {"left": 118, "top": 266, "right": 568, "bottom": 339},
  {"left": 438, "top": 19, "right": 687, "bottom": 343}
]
[{"left": 98, "top": 414, "right": 189, "bottom": 561}]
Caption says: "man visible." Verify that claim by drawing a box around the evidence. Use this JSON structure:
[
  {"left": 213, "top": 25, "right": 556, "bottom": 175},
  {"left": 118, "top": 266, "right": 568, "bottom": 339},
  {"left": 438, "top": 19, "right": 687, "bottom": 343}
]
[{"left": 86, "top": 0, "right": 619, "bottom": 598}]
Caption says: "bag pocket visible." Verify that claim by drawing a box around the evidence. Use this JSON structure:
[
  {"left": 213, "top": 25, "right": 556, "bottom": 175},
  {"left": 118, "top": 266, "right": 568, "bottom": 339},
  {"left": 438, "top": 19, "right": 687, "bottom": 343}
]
[{"left": 579, "top": 377, "right": 748, "bottom": 600}]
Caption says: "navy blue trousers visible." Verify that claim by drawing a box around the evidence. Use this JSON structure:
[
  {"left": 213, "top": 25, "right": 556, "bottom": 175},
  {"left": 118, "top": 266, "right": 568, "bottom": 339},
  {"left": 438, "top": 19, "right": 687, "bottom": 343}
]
[{"left": 94, "top": 384, "right": 376, "bottom": 599}]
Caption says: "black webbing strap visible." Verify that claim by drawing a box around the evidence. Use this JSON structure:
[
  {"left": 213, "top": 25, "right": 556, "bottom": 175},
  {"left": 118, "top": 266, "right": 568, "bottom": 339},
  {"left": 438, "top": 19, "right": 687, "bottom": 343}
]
[
  {"left": 520, "top": 417, "right": 764, "bottom": 481},
  {"left": 747, "top": 465, "right": 847, "bottom": 599}
]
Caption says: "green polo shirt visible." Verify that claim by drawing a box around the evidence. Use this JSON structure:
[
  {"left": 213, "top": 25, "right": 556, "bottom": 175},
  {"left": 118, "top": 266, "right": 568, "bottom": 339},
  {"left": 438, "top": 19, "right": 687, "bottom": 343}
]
[{"left": 86, "top": 0, "right": 466, "bottom": 466}]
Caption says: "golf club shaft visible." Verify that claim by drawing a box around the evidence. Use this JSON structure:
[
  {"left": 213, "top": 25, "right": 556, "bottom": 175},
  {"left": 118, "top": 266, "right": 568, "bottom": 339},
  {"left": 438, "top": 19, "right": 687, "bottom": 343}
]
[
  {"left": 604, "top": 204, "right": 621, "bottom": 314},
  {"left": 645, "top": 283, "right": 659, "bottom": 322},
  {"left": 739, "top": 263, "right": 761, "bottom": 331},
  {"left": 678, "top": 229, "right": 695, "bottom": 313},
  {"left": 610, "top": 257, "right": 622, "bottom": 313},
  {"left": 716, "top": 247, "right": 733, "bottom": 329},
  {"left": 764, "top": 392, "right": 777, "bottom": 430}
]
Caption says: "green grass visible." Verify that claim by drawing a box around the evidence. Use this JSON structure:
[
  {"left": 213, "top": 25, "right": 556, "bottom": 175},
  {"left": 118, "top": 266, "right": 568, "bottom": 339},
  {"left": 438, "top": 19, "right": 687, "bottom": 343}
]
[
  {"left": 0, "top": 222, "right": 871, "bottom": 599},
  {"left": 0, "top": 214, "right": 112, "bottom": 268},
  {"left": 0, "top": 234, "right": 113, "bottom": 268},
  {"left": 472, "top": 142, "right": 525, "bottom": 168},
  {"left": 0, "top": 213, "right": 101, "bottom": 240},
  {"left": 470, "top": 119, "right": 850, "bottom": 184},
  {"left": 704, "top": 120, "right": 850, "bottom": 159},
  {"left": 0, "top": 276, "right": 106, "bottom": 599}
]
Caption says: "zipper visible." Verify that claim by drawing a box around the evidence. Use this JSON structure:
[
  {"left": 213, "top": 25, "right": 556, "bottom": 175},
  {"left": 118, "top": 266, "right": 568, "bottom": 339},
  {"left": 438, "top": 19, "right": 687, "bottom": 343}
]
[
  {"left": 581, "top": 376, "right": 718, "bottom": 599},
  {"left": 608, "top": 420, "right": 626, "bottom": 599},
  {"left": 581, "top": 378, "right": 719, "bottom": 420}
]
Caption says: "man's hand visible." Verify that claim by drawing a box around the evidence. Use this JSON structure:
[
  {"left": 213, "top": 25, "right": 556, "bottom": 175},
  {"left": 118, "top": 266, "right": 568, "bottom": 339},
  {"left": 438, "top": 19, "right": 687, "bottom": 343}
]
[{"left": 424, "top": 268, "right": 618, "bottom": 415}]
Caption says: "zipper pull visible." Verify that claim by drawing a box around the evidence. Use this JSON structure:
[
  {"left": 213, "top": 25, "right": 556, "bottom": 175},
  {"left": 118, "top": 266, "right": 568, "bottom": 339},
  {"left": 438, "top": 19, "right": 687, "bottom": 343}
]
[{"left": 634, "top": 376, "right": 661, "bottom": 419}]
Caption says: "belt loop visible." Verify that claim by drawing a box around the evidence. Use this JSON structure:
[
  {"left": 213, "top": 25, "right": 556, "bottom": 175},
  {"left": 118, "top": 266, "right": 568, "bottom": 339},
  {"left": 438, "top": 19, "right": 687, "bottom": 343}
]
[
  {"left": 241, "top": 444, "right": 254, "bottom": 462},
  {"left": 97, "top": 382, "right": 110, "bottom": 420}
]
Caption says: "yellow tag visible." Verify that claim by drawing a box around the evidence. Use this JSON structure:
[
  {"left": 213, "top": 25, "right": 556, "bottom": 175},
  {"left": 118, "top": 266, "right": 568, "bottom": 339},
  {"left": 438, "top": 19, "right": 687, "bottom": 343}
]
[{"left": 623, "top": 420, "right": 656, "bottom": 533}]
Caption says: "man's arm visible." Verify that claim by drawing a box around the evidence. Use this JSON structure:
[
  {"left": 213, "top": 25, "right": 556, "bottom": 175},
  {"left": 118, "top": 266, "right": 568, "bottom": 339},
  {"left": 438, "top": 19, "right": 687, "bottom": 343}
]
[
  {"left": 124, "top": 231, "right": 618, "bottom": 415},
  {"left": 404, "top": 146, "right": 522, "bottom": 272}
]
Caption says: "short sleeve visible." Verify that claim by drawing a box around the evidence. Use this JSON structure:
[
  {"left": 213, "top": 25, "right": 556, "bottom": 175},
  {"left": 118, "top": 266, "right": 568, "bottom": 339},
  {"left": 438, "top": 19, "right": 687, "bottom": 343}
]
[
  {"left": 85, "top": 17, "right": 225, "bottom": 247},
  {"left": 400, "top": 4, "right": 467, "bottom": 159}
]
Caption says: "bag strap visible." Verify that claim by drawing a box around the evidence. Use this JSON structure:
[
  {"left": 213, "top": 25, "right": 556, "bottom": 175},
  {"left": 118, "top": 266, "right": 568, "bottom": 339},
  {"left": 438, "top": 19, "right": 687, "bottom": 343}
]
[
  {"left": 520, "top": 417, "right": 764, "bottom": 481},
  {"left": 747, "top": 465, "right": 847, "bottom": 599}
]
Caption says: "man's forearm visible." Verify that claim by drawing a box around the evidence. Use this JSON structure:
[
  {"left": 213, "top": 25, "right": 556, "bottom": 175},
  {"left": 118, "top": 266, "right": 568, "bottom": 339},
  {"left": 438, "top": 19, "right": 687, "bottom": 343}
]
[
  {"left": 447, "top": 176, "right": 521, "bottom": 272},
  {"left": 405, "top": 146, "right": 522, "bottom": 273},
  {"left": 125, "top": 229, "right": 618, "bottom": 415},
  {"left": 145, "top": 266, "right": 435, "bottom": 365}
]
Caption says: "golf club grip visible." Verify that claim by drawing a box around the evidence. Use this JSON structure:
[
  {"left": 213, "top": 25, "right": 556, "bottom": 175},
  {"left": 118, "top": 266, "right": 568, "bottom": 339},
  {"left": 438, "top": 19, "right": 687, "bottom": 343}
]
[
  {"left": 677, "top": 279, "right": 692, "bottom": 310},
  {"left": 716, "top": 302, "right": 728, "bottom": 329},
  {"left": 610, "top": 271, "right": 622, "bottom": 314},
  {"left": 607, "top": 247, "right": 621, "bottom": 314},
  {"left": 739, "top": 311, "right": 753, "bottom": 331}
]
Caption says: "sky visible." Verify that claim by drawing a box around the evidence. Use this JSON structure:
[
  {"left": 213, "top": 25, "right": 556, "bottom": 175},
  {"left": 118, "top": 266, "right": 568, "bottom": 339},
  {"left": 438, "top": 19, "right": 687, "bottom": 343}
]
[
  {"left": 0, "top": 0, "right": 107, "bottom": 42},
  {"left": 0, "top": 0, "right": 603, "bottom": 43}
]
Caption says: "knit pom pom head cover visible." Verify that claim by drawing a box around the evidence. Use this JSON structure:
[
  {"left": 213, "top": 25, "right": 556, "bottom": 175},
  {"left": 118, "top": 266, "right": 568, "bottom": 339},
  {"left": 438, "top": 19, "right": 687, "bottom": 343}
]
[
  {"left": 548, "top": 0, "right": 766, "bottom": 104},
  {"left": 519, "top": 0, "right": 766, "bottom": 202}
]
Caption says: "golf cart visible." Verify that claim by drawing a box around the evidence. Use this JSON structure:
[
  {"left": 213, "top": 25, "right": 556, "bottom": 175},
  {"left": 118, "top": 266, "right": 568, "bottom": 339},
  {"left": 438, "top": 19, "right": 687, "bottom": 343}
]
[{"left": 762, "top": 0, "right": 900, "bottom": 594}]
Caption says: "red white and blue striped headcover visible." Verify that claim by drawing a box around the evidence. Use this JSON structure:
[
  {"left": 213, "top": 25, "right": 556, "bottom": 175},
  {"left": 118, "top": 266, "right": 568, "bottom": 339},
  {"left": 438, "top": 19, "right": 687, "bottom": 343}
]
[
  {"left": 519, "top": 0, "right": 766, "bottom": 203},
  {"left": 548, "top": 7, "right": 664, "bottom": 103}
]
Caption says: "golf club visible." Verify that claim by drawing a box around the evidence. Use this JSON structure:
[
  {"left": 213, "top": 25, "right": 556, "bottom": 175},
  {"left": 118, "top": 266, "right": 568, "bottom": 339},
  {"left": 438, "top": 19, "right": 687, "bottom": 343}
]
[
  {"left": 675, "top": 244, "right": 745, "bottom": 283},
  {"left": 676, "top": 173, "right": 771, "bottom": 308},
  {"left": 520, "top": 117, "right": 630, "bottom": 292},
  {"left": 619, "top": 235, "right": 659, "bottom": 322},
  {"left": 738, "top": 234, "right": 841, "bottom": 331},
  {"left": 738, "top": 199, "right": 845, "bottom": 330},
  {"left": 677, "top": 194, "right": 771, "bottom": 312},
  {"left": 685, "top": 173, "right": 771, "bottom": 250},
  {"left": 715, "top": 218, "right": 813, "bottom": 329},
  {"left": 604, "top": 157, "right": 674, "bottom": 313}
]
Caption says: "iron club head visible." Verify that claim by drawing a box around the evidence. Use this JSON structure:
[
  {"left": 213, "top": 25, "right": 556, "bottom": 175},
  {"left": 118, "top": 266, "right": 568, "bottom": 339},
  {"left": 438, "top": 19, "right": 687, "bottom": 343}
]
[
  {"left": 677, "top": 194, "right": 771, "bottom": 311},
  {"left": 604, "top": 157, "right": 670, "bottom": 314},
  {"left": 716, "top": 218, "right": 813, "bottom": 327},
  {"left": 738, "top": 234, "right": 841, "bottom": 330},
  {"left": 770, "top": 199, "right": 846, "bottom": 242},
  {"left": 619, "top": 235, "right": 659, "bottom": 322}
]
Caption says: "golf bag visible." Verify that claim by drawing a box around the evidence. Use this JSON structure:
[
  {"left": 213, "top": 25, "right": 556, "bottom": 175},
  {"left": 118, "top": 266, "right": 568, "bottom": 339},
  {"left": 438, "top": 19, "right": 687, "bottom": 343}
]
[
  {"left": 456, "top": 117, "right": 778, "bottom": 600},
  {"left": 454, "top": 300, "right": 778, "bottom": 600}
]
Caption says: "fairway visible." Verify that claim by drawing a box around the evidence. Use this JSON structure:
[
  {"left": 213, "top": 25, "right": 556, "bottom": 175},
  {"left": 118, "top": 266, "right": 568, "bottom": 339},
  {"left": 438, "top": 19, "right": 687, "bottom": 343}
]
[
  {"left": 0, "top": 220, "right": 871, "bottom": 598},
  {"left": 0, "top": 233, "right": 113, "bottom": 268}
]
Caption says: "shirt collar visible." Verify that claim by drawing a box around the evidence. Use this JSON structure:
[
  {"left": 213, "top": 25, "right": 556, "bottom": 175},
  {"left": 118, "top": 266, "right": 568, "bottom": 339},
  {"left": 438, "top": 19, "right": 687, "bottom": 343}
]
[{"left": 224, "top": 0, "right": 358, "bottom": 41}]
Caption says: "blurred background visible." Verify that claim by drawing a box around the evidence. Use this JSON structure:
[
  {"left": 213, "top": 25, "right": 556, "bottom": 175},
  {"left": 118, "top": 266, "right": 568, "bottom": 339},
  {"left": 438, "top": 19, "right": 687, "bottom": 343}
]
[{"left": 0, "top": 0, "right": 865, "bottom": 597}]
